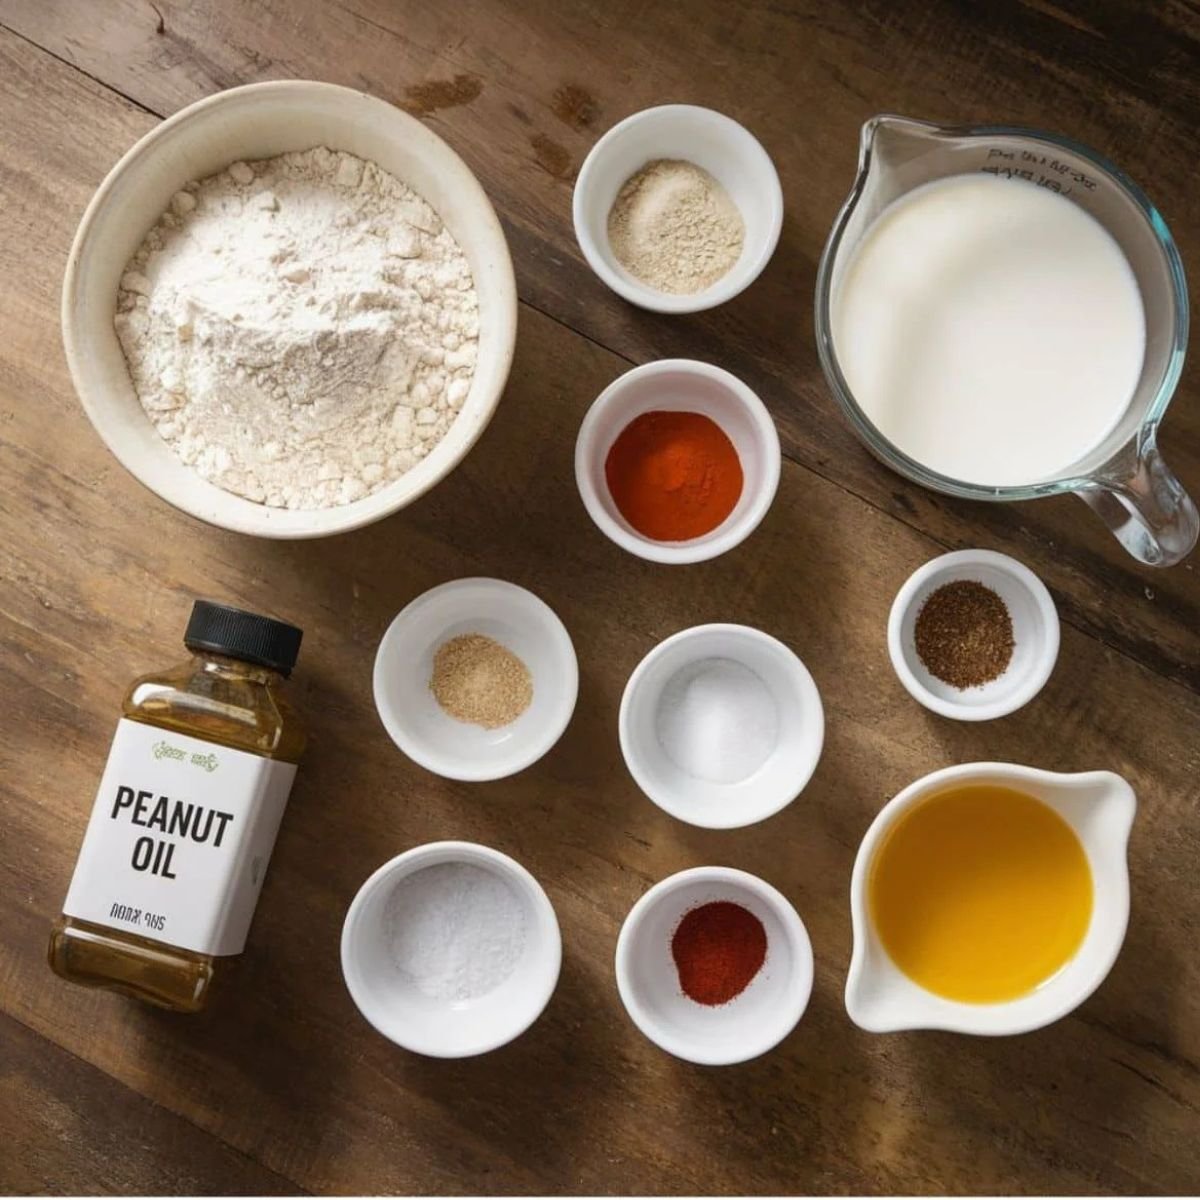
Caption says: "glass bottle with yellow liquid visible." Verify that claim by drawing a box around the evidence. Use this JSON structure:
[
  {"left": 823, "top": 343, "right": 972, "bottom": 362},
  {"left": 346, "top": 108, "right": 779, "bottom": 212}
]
[{"left": 49, "top": 600, "right": 306, "bottom": 1012}]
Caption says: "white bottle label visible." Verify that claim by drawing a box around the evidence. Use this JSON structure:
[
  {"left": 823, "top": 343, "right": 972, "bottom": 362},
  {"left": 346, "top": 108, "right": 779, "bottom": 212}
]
[{"left": 63, "top": 718, "right": 297, "bottom": 956}]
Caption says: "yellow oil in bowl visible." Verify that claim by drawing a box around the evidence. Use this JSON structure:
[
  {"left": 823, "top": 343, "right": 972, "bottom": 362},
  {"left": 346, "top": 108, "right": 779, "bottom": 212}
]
[{"left": 869, "top": 784, "right": 1093, "bottom": 1004}]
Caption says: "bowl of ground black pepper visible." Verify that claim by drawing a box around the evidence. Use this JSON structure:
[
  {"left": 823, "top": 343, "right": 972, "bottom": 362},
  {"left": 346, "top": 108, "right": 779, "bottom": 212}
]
[
  {"left": 888, "top": 549, "right": 1060, "bottom": 721},
  {"left": 373, "top": 578, "right": 578, "bottom": 781},
  {"left": 615, "top": 866, "right": 813, "bottom": 1065}
]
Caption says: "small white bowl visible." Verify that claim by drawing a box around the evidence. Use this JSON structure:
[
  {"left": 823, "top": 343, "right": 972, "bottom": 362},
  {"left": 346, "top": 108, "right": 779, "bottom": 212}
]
[
  {"left": 62, "top": 80, "right": 517, "bottom": 538},
  {"left": 619, "top": 624, "right": 823, "bottom": 829},
  {"left": 373, "top": 578, "right": 578, "bottom": 781},
  {"left": 616, "top": 866, "right": 813, "bottom": 1065},
  {"left": 846, "top": 763, "right": 1135, "bottom": 1036},
  {"left": 576, "top": 360, "right": 781, "bottom": 564},
  {"left": 573, "top": 104, "right": 783, "bottom": 313},
  {"left": 888, "top": 549, "right": 1060, "bottom": 721},
  {"left": 341, "top": 841, "right": 561, "bottom": 1058}
]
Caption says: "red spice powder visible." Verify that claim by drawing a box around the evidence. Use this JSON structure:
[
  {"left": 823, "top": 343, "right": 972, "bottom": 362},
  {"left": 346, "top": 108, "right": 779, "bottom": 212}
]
[
  {"left": 670, "top": 900, "right": 767, "bottom": 1006},
  {"left": 604, "top": 410, "right": 743, "bottom": 542}
]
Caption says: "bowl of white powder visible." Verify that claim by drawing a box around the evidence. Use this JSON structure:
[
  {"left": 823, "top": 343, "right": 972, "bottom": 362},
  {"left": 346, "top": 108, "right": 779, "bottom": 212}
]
[
  {"left": 341, "top": 841, "right": 561, "bottom": 1057},
  {"left": 619, "top": 623, "right": 825, "bottom": 829},
  {"left": 62, "top": 81, "right": 518, "bottom": 537}
]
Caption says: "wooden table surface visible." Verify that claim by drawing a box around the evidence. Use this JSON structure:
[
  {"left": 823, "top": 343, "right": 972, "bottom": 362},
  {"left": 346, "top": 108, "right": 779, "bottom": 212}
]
[{"left": 2, "top": 1, "right": 1199, "bottom": 1194}]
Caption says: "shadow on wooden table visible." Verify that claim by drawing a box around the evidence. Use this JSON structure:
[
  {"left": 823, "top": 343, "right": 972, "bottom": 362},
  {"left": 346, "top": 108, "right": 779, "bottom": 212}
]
[{"left": 382, "top": 946, "right": 626, "bottom": 1189}]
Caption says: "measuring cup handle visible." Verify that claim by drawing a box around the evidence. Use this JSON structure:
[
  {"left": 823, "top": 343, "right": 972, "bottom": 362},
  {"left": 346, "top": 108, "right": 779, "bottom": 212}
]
[{"left": 1077, "top": 436, "right": 1198, "bottom": 567}]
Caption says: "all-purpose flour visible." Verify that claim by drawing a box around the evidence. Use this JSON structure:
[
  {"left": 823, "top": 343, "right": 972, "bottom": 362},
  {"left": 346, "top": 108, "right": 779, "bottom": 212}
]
[{"left": 115, "top": 148, "right": 479, "bottom": 509}]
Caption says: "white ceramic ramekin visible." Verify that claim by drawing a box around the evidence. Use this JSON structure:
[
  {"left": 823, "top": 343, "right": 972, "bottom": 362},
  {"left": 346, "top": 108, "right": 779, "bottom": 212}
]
[
  {"left": 888, "top": 549, "right": 1060, "bottom": 720},
  {"left": 619, "top": 624, "right": 824, "bottom": 829},
  {"left": 62, "top": 80, "right": 518, "bottom": 538},
  {"left": 373, "top": 578, "right": 578, "bottom": 782},
  {"left": 573, "top": 104, "right": 783, "bottom": 313},
  {"left": 846, "top": 762, "right": 1135, "bottom": 1036},
  {"left": 616, "top": 866, "right": 813, "bottom": 1065},
  {"left": 575, "top": 360, "right": 781, "bottom": 564},
  {"left": 341, "top": 841, "right": 561, "bottom": 1058}
]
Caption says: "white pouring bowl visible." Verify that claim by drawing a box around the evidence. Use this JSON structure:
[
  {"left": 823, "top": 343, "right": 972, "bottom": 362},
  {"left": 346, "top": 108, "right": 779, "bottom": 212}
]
[
  {"left": 846, "top": 762, "right": 1136, "bottom": 1036},
  {"left": 373, "top": 578, "right": 578, "bottom": 782},
  {"left": 616, "top": 866, "right": 813, "bottom": 1065},
  {"left": 573, "top": 104, "right": 783, "bottom": 313},
  {"left": 341, "top": 841, "right": 561, "bottom": 1058},
  {"left": 61, "top": 80, "right": 518, "bottom": 538}
]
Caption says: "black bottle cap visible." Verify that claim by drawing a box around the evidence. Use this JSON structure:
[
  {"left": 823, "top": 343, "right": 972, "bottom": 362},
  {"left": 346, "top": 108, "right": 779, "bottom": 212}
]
[{"left": 184, "top": 600, "right": 303, "bottom": 676}]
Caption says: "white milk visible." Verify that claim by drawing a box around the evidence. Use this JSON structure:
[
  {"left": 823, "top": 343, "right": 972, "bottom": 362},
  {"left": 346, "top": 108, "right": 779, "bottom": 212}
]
[{"left": 832, "top": 174, "right": 1145, "bottom": 487}]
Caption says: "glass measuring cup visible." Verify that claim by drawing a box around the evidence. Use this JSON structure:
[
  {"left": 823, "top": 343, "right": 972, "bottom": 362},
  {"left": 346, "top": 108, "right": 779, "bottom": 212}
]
[{"left": 815, "top": 115, "right": 1196, "bottom": 568}]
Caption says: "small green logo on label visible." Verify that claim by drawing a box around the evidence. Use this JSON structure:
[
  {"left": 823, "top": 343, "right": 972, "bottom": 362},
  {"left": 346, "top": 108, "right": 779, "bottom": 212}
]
[{"left": 152, "top": 741, "right": 219, "bottom": 772}]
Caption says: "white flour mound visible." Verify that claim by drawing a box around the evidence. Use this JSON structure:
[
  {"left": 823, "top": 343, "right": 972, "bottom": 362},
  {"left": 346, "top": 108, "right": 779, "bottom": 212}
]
[{"left": 115, "top": 147, "right": 479, "bottom": 510}]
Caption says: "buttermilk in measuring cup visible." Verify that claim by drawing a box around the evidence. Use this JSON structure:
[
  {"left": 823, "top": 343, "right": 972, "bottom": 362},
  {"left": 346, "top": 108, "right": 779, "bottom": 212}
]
[{"left": 833, "top": 174, "right": 1145, "bottom": 488}]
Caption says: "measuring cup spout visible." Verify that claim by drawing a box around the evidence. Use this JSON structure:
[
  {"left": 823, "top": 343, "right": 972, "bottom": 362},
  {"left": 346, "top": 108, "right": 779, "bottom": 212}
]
[{"left": 1077, "top": 435, "right": 1198, "bottom": 567}]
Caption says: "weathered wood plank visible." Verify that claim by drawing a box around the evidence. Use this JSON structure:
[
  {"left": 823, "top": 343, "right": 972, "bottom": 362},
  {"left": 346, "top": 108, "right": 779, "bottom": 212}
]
[
  {"left": 0, "top": 1011, "right": 302, "bottom": 1195},
  {"left": 0, "top": 10, "right": 1199, "bottom": 1197},
  {"left": 1, "top": 0, "right": 1196, "bottom": 692}
]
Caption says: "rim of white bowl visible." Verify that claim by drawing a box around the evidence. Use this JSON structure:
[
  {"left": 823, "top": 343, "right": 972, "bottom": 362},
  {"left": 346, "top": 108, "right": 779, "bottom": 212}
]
[
  {"left": 887, "top": 549, "right": 1060, "bottom": 721},
  {"left": 341, "top": 840, "right": 562, "bottom": 1057},
  {"left": 575, "top": 359, "right": 781, "bottom": 564},
  {"left": 615, "top": 865, "right": 814, "bottom": 1065},
  {"left": 618, "top": 623, "right": 824, "bottom": 828},
  {"left": 61, "top": 79, "right": 518, "bottom": 539},
  {"left": 572, "top": 104, "right": 784, "bottom": 314},
  {"left": 372, "top": 577, "right": 579, "bottom": 782}
]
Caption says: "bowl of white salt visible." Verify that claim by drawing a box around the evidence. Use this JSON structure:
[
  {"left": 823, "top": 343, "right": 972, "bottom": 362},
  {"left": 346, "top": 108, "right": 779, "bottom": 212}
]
[
  {"left": 619, "top": 624, "right": 824, "bottom": 829},
  {"left": 62, "top": 80, "right": 517, "bottom": 538},
  {"left": 341, "top": 841, "right": 562, "bottom": 1058}
]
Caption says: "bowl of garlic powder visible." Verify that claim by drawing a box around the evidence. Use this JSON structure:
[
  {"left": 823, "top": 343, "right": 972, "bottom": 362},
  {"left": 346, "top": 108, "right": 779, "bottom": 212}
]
[
  {"left": 573, "top": 104, "right": 783, "bottom": 313},
  {"left": 62, "top": 80, "right": 518, "bottom": 538}
]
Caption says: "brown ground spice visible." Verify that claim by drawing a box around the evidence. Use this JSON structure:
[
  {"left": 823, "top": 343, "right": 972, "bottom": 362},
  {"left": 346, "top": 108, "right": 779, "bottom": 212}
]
[
  {"left": 914, "top": 580, "right": 1014, "bottom": 689},
  {"left": 430, "top": 633, "right": 533, "bottom": 729}
]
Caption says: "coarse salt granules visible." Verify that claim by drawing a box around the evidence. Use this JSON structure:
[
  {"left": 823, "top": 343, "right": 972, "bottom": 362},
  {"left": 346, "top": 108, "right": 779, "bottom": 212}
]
[{"left": 384, "top": 863, "right": 526, "bottom": 1002}]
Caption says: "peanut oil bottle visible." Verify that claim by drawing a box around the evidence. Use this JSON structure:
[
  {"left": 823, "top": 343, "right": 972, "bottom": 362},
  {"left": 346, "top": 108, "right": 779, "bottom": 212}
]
[{"left": 49, "top": 600, "right": 306, "bottom": 1012}]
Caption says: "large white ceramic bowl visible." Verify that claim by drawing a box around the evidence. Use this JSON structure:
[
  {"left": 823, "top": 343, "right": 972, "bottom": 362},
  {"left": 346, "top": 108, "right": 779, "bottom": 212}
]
[{"left": 61, "top": 80, "right": 518, "bottom": 538}]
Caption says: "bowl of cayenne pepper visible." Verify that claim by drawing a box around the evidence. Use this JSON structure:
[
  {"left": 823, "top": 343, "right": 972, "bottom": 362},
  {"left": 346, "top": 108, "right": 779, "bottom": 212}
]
[
  {"left": 615, "top": 865, "right": 813, "bottom": 1065},
  {"left": 574, "top": 359, "right": 781, "bottom": 564}
]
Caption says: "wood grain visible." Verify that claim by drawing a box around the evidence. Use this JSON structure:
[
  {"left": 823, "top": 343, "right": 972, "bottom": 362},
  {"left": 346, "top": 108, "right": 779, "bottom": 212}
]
[
  {"left": 0, "top": 1012, "right": 300, "bottom": 1195},
  {"left": 3, "top": 0, "right": 1197, "bottom": 691},
  {"left": 0, "top": 2, "right": 1198, "bottom": 1195}
]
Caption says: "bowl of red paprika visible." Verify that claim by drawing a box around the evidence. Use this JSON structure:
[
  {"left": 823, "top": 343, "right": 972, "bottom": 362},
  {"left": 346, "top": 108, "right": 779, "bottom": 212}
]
[
  {"left": 616, "top": 866, "right": 813, "bottom": 1065},
  {"left": 575, "top": 359, "right": 781, "bottom": 564}
]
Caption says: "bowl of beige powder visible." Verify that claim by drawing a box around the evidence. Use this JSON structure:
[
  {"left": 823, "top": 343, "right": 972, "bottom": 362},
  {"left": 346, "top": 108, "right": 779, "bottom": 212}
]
[
  {"left": 573, "top": 105, "right": 783, "bottom": 313},
  {"left": 373, "top": 577, "right": 579, "bottom": 782},
  {"left": 62, "top": 81, "right": 518, "bottom": 538}
]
